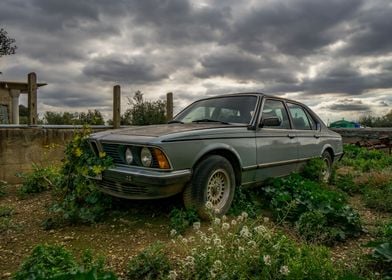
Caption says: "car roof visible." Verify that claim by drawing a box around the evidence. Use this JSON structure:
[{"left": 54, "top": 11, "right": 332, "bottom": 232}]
[{"left": 202, "top": 92, "right": 300, "bottom": 104}]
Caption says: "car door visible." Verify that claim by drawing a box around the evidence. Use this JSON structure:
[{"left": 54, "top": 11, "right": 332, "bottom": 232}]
[
  {"left": 255, "top": 98, "right": 298, "bottom": 181},
  {"left": 286, "top": 102, "right": 321, "bottom": 166}
]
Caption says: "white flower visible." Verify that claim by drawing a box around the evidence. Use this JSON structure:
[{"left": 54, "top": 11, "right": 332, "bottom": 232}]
[
  {"left": 238, "top": 246, "right": 245, "bottom": 252},
  {"left": 222, "top": 222, "right": 230, "bottom": 231},
  {"left": 280, "top": 265, "right": 290, "bottom": 275},
  {"left": 213, "top": 260, "right": 223, "bottom": 271},
  {"left": 263, "top": 255, "right": 271, "bottom": 266},
  {"left": 193, "top": 222, "right": 201, "bottom": 230},
  {"left": 231, "top": 219, "right": 237, "bottom": 226},
  {"left": 181, "top": 237, "right": 188, "bottom": 244},
  {"left": 222, "top": 215, "right": 228, "bottom": 221},
  {"left": 240, "top": 225, "right": 250, "bottom": 238},
  {"left": 205, "top": 201, "right": 213, "bottom": 209},
  {"left": 168, "top": 270, "right": 178, "bottom": 280},
  {"left": 237, "top": 215, "right": 244, "bottom": 222},
  {"left": 208, "top": 227, "right": 214, "bottom": 232},
  {"left": 214, "top": 217, "right": 221, "bottom": 225},
  {"left": 241, "top": 211, "right": 249, "bottom": 219},
  {"left": 213, "top": 238, "right": 222, "bottom": 246},
  {"left": 188, "top": 236, "right": 195, "bottom": 242},
  {"left": 248, "top": 240, "right": 256, "bottom": 248},
  {"left": 185, "top": 256, "right": 195, "bottom": 267},
  {"left": 170, "top": 229, "right": 177, "bottom": 237},
  {"left": 264, "top": 217, "right": 270, "bottom": 223},
  {"left": 254, "top": 225, "right": 267, "bottom": 235}
]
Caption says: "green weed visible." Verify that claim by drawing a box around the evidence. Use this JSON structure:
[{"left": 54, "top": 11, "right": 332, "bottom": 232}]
[
  {"left": 169, "top": 208, "right": 200, "bottom": 235},
  {"left": 126, "top": 242, "right": 171, "bottom": 280}
]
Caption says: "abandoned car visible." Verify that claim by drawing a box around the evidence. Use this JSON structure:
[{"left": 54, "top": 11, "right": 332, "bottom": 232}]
[{"left": 88, "top": 93, "right": 343, "bottom": 216}]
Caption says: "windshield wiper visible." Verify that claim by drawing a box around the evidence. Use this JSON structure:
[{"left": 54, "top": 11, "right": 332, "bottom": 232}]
[
  {"left": 192, "top": 119, "right": 230, "bottom": 125},
  {"left": 168, "top": 120, "right": 184, "bottom": 124}
]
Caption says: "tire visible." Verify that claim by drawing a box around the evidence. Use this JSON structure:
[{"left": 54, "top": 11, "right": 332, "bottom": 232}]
[
  {"left": 321, "top": 151, "right": 332, "bottom": 183},
  {"left": 183, "top": 155, "right": 236, "bottom": 219}
]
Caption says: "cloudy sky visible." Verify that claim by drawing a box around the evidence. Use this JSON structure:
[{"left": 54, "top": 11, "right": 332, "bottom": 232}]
[{"left": 1, "top": 0, "right": 391, "bottom": 123}]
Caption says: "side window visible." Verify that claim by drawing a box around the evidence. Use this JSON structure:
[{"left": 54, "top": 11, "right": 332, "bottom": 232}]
[
  {"left": 304, "top": 110, "right": 318, "bottom": 130},
  {"left": 287, "top": 103, "right": 311, "bottom": 130},
  {"left": 261, "top": 99, "right": 290, "bottom": 129}
]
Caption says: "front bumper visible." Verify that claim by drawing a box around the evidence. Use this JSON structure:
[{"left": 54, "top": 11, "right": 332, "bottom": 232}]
[{"left": 94, "top": 166, "right": 192, "bottom": 199}]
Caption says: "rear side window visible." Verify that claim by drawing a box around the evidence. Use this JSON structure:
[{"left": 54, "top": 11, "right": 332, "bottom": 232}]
[
  {"left": 262, "top": 99, "right": 290, "bottom": 129},
  {"left": 287, "top": 103, "right": 312, "bottom": 130}
]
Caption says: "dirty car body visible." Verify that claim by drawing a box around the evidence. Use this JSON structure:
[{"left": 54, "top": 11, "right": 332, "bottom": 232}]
[{"left": 89, "top": 93, "right": 343, "bottom": 215}]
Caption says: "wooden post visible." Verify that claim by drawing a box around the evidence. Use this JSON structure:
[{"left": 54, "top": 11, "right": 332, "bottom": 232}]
[
  {"left": 113, "top": 85, "right": 121, "bottom": 129},
  {"left": 27, "top": 72, "right": 38, "bottom": 126},
  {"left": 166, "top": 92, "right": 173, "bottom": 121}
]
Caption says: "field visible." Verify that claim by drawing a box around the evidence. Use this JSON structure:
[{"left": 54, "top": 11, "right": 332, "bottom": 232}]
[{"left": 0, "top": 136, "right": 391, "bottom": 279}]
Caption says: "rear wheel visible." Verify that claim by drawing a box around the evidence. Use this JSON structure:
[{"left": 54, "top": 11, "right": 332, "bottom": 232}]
[
  {"left": 183, "top": 155, "right": 235, "bottom": 219},
  {"left": 321, "top": 151, "right": 332, "bottom": 183}
]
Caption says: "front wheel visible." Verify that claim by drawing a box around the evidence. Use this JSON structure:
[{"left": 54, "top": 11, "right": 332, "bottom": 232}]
[{"left": 183, "top": 155, "right": 235, "bottom": 219}]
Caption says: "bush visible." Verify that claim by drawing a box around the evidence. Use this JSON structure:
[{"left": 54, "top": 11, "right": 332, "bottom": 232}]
[
  {"left": 263, "top": 174, "right": 362, "bottom": 244},
  {"left": 13, "top": 244, "right": 116, "bottom": 279},
  {"left": 169, "top": 208, "right": 200, "bottom": 235},
  {"left": 301, "top": 158, "right": 328, "bottom": 182},
  {"left": 17, "top": 164, "right": 61, "bottom": 196},
  {"left": 228, "top": 186, "right": 263, "bottom": 218},
  {"left": 363, "top": 183, "right": 392, "bottom": 212},
  {"left": 49, "top": 127, "right": 113, "bottom": 224},
  {"left": 172, "top": 214, "right": 353, "bottom": 279},
  {"left": 126, "top": 242, "right": 171, "bottom": 280}
]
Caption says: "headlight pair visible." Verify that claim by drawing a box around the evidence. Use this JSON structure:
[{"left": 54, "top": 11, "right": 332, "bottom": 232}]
[{"left": 124, "top": 146, "right": 170, "bottom": 169}]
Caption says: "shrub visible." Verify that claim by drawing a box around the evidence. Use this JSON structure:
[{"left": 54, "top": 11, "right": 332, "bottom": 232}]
[
  {"left": 172, "top": 214, "right": 351, "bottom": 279},
  {"left": 301, "top": 158, "right": 328, "bottom": 183},
  {"left": 263, "top": 174, "right": 362, "bottom": 243},
  {"left": 126, "top": 242, "right": 171, "bottom": 280},
  {"left": 0, "top": 206, "right": 17, "bottom": 233},
  {"left": 363, "top": 183, "right": 392, "bottom": 212},
  {"left": 228, "top": 186, "right": 263, "bottom": 218},
  {"left": 13, "top": 244, "right": 116, "bottom": 279},
  {"left": 49, "top": 127, "right": 113, "bottom": 224},
  {"left": 17, "top": 164, "right": 61, "bottom": 196},
  {"left": 169, "top": 208, "right": 200, "bottom": 235},
  {"left": 334, "top": 174, "right": 362, "bottom": 195}
]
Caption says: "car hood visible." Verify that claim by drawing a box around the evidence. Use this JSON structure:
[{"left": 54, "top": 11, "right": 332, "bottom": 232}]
[{"left": 114, "top": 123, "right": 230, "bottom": 137}]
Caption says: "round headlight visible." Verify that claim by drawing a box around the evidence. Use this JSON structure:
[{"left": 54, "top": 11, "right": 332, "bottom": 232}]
[
  {"left": 125, "top": 147, "right": 133, "bottom": 164},
  {"left": 141, "top": 147, "right": 153, "bottom": 167}
]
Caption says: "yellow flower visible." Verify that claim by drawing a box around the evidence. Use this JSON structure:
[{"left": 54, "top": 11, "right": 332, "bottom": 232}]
[
  {"left": 99, "top": 151, "right": 106, "bottom": 158},
  {"left": 74, "top": 147, "right": 83, "bottom": 157},
  {"left": 92, "top": 165, "right": 104, "bottom": 175}
]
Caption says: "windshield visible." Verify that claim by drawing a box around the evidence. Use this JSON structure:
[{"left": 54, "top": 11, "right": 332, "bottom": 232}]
[{"left": 174, "top": 95, "right": 258, "bottom": 124}]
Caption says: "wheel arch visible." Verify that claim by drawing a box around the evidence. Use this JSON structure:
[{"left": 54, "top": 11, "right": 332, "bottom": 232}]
[
  {"left": 192, "top": 145, "right": 242, "bottom": 187},
  {"left": 321, "top": 145, "right": 335, "bottom": 162}
]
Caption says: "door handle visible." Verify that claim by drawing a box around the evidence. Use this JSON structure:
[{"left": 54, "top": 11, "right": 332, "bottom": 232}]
[
  {"left": 287, "top": 134, "right": 295, "bottom": 139},
  {"left": 314, "top": 134, "right": 320, "bottom": 139}
]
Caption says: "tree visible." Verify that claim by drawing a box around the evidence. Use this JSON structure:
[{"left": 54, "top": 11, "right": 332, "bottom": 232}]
[
  {"left": 0, "top": 28, "right": 17, "bottom": 57},
  {"left": 78, "top": 109, "right": 105, "bottom": 125},
  {"left": 359, "top": 109, "right": 392, "bottom": 127},
  {"left": 121, "top": 91, "right": 166, "bottom": 125},
  {"left": 43, "top": 110, "right": 105, "bottom": 125}
]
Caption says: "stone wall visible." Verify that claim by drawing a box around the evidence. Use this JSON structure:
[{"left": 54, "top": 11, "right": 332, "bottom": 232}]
[{"left": 0, "top": 126, "right": 109, "bottom": 184}]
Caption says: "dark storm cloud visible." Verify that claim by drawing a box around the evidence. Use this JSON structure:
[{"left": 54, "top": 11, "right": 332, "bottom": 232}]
[
  {"left": 325, "top": 99, "right": 371, "bottom": 111},
  {"left": 225, "top": 0, "right": 363, "bottom": 56},
  {"left": 83, "top": 55, "right": 168, "bottom": 84}
]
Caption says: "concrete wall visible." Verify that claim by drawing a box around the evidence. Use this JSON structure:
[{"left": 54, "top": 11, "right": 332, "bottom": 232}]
[
  {"left": 1, "top": 126, "right": 391, "bottom": 184},
  {"left": 0, "top": 126, "right": 109, "bottom": 184}
]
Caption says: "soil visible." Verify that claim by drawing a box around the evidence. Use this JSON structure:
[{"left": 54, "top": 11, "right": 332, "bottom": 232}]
[{"left": 0, "top": 183, "right": 390, "bottom": 279}]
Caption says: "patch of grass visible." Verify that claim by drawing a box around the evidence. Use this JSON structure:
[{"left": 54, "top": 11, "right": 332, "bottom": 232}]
[
  {"left": 17, "top": 164, "right": 61, "bottom": 197},
  {"left": 0, "top": 206, "right": 17, "bottom": 233},
  {"left": 340, "top": 145, "right": 392, "bottom": 172},
  {"left": 263, "top": 174, "right": 362, "bottom": 244},
  {"left": 169, "top": 208, "right": 200, "bottom": 235},
  {"left": 363, "top": 182, "right": 392, "bottom": 212},
  {"left": 300, "top": 158, "right": 328, "bottom": 183},
  {"left": 126, "top": 242, "right": 171, "bottom": 280},
  {"left": 13, "top": 244, "right": 116, "bottom": 279},
  {"left": 171, "top": 214, "right": 359, "bottom": 279},
  {"left": 0, "top": 205, "right": 13, "bottom": 217},
  {"left": 334, "top": 174, "right": 362, "bottom": 195}
]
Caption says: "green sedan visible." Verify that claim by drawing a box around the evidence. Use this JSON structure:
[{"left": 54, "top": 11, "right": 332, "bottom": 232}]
[{"left": 89, "top": 93, "right": 343, "bottom": 216}]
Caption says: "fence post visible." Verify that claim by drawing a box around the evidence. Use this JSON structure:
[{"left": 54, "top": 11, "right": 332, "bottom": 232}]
[
  {"left": 27, "top": 72, "right": 37, "bottom": 126},
  {"left": 166, "top": 92, "right": 173, "bottom": 121},
  {"left": 113, "top": 85, "right": 121, "bottom": 129}
]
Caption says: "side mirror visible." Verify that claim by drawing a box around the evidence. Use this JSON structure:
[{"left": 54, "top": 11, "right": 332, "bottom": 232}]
[{"left": 260, "top": 117, "right": 281, "bottom": 127}]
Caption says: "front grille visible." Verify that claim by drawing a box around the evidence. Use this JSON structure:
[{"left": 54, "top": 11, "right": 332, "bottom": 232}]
[
  {"left": 98, "top": 180, "right": 149, "bottom": 196},
  {"left": 101, "top": 143, "right": 124, "bottom": 164}
]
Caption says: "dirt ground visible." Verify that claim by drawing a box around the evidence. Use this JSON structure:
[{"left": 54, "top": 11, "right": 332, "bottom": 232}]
[{"left": 0, "top": 184, "right": 390, "bottom": 279}]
